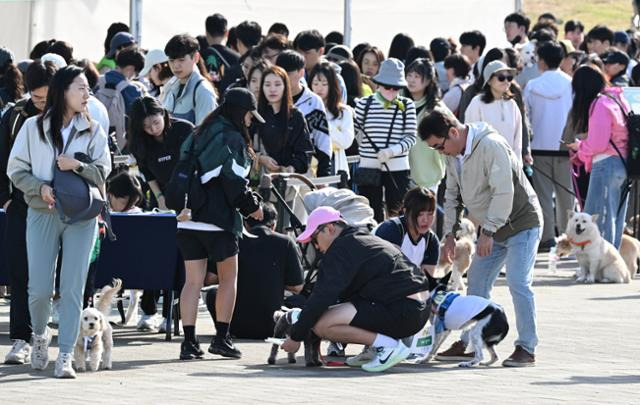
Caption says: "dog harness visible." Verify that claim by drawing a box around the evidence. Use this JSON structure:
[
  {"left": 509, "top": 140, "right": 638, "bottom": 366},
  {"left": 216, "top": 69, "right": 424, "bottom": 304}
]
[
  {"left": 435, "top": 292, "right": 460, "bottom": 334},
  {"left": 569, "top": 238, "right": 592, "bottom": 251},
  {"left": 83, "top": 335, "right": 98, "bottom": 352},
  {"left": 434, "top": 292, "right": 492, "bottom": 333}
]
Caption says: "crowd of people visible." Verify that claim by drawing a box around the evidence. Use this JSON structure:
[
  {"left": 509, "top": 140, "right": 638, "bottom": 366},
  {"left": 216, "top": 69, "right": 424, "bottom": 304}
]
[{"left": 0, "top": 8, "right": 637, "bottom": 376}]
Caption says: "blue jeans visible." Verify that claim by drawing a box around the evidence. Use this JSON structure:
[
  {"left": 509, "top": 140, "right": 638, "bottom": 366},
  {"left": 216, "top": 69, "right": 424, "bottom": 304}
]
[
  {"left": 584, "top": 156, "right": 628, "bottom": 249},
  {"left": 461, "top": 227, "right": 541, "bottom": 354}
]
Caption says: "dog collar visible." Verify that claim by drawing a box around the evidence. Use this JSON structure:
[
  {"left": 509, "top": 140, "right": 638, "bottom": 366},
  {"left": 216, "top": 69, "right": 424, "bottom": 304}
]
[
  {"left": 83, "top": 335, "right": 98, "bottom": 352},
  {"left": 569, "top": 238, "right": 592, "bottom": 250}
]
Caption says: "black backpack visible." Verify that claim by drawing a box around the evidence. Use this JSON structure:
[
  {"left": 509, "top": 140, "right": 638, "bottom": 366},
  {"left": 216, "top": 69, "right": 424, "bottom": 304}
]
[
  {"left": 164, "top": 133, "right": 216, "bottom": 213},
  {"left": 203, "top": 46, "right": 231, "bottom": 84}
]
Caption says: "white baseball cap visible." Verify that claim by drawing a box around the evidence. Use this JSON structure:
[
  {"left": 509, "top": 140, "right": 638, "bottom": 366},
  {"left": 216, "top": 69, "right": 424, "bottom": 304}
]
[{"left": 139, "top": 49, "right": 169, "bottom": 77}]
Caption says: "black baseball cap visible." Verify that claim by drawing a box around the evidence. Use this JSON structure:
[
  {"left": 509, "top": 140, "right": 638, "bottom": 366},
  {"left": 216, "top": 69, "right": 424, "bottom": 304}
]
[
  {"left": 603, "top": 50, "right": 630, "bottom": 67},
  {"left": 224, "top": 88, "right": 265, "bottom": 123}
]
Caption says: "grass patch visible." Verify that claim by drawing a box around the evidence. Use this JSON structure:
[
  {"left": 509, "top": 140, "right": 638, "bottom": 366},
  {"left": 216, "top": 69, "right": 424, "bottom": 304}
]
[{"left": 523, "top": 0, "right": 634, "bottom": 31}]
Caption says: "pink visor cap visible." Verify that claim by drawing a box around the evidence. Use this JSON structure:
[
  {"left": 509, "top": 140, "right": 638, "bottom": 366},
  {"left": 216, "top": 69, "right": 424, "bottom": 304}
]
[{"left": 297, "top": 206, "right": 343, "bottom": 243}]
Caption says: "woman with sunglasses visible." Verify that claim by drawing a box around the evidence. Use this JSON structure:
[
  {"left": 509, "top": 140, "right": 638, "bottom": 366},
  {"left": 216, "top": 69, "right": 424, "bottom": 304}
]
[
  {"left": 354, "top": 58, "right": 417, "bottom": 223},
  {"left": 464, "top": 60, "right": 523, "bottom": 162}
]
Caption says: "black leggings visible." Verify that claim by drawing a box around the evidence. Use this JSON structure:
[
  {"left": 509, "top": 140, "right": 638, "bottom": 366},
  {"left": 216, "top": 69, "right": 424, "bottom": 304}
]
[
  {"left": 358, "top": 170, "right": 412, "bottom": 223},
  {"left": 5, "top": 200, "right": 31, "bottom": 341},
  {"left": 141, "top": 290, "right": 169, "bottom": 317}
]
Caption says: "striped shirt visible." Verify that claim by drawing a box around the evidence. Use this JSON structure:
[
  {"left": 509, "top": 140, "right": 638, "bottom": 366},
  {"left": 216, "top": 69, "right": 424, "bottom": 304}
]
[{"left": 354, "top": 95, "right": 417, "bottom": 171}]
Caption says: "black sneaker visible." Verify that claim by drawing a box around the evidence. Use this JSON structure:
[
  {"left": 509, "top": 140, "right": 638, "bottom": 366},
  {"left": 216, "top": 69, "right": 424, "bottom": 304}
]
[
  {"left": 208, "top": 336, "right": 242, "bottom": 359},
  {"left": 180, "top": 339, "right": 205, "bottom": 360}
]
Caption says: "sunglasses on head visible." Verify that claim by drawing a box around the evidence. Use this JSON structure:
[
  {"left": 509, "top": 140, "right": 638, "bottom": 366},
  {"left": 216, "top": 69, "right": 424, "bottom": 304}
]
[{"left": 495, "top": 73, "right": 514, "bottom": 82}]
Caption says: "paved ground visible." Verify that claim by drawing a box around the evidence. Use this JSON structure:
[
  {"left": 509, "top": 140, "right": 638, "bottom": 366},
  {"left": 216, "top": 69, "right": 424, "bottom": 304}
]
[{"left": 0, "top": 254, "right": 638, "bottom": 404}]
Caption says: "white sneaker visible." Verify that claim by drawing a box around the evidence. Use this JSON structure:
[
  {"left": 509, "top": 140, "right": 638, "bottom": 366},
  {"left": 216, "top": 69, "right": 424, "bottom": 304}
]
[
  {"left": 345, "top": 346, "right": 377, "bottom": 366},
  {"left": 157, "top": 317, "right": 169, "bottom": 333},
  {"left": 4, "top": 339, "right": 31, "bottom": 365},
  {"left": 361, "top": 342, "right": 411, "bottom": 372},
  {"left": 326, "top": 342, "right": 345, "bottom": 357},
  {"left": 31, "top": 328, "right": 51, "bottom": 370},
  {"left": 54, "top": 352, "right": 76, "bottom": 378},
  {"left": 137, "top": 314, "right": 159, "bottom": 331}
]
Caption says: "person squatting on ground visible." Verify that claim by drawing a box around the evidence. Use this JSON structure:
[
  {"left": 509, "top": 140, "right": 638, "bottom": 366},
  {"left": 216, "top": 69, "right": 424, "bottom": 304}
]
[
  {"left": 281, "top": 206, "right": 430, "bottom": 373},
  {"left": 205, "top": 202, "right": 304, "bottom": 339}
]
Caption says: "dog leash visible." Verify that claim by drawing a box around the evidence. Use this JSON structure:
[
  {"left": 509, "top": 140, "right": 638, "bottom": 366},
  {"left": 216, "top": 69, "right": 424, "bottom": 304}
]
[{"left": 531, "top": 166, "right": 577, "bottom": 198}]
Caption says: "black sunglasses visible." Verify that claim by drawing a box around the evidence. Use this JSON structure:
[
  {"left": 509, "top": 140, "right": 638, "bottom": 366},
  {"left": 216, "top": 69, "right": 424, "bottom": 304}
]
[
  {"left": 311, "top": 224, "right": 327, "bottom": 247},
  {"left": 430, "top": 138, "right": 447, "bottom": 151},
  {"left": 382, "top": 85, "right": 402, "bottom": 91},
  {"left": 495, "top": 74, "right": 514, "bottom": 82}
]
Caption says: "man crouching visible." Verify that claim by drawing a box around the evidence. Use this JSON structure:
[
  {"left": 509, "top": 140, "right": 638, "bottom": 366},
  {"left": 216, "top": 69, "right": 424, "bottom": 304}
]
[{"left": 281, "top": 207, "right": 430, "bottom": 372}]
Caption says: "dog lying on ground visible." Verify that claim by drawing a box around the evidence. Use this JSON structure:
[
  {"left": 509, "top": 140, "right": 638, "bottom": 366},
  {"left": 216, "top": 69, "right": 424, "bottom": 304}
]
[
  {"left": 74, "top": 278, "right": 122, "bottom": 371},
  {"left": 437, "top": 218, "right": 476, "bottom": 291},
  {"left": 267, "top": 307, "right": 322, "bottom": 367},
  {"left": 422, "top": 272, "right": 509, "bottom": 367},
  {"left": 564, "top": 212, "right": 630, "bottom": 283}
]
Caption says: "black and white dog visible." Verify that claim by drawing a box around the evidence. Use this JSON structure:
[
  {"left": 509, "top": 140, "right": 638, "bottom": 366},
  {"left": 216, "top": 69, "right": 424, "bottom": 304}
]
[
  {"left": 423, "top": 272, "right": 509, "bottom": 367},
  {"left": 267, "top": 307, "right": 322, "bottom": 367}
]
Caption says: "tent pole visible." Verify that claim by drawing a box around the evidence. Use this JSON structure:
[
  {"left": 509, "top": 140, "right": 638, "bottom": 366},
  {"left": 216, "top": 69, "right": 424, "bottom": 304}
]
[
  {"left": 343, "top": 0, "right": 352, "bottom": 47},
  {"left": 130, "top": 0, "right": 142, "bottom": 45}
]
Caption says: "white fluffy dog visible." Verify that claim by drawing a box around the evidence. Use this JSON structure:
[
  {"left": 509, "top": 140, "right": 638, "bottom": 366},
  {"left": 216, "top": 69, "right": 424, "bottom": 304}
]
[
  {"left": 74, "top": 278, "right": 122, "bottom": 371},
  {"left": 565, "top": 212, "right": 630, "bottom": 283},
  {"left": 516, "top": 40, "right": 537, "bottom": 68}
]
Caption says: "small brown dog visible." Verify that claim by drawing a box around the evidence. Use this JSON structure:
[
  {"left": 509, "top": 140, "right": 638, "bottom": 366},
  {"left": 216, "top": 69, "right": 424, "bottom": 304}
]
[{"left": 438, "top": 218, "right": 476, "bottom": 291}]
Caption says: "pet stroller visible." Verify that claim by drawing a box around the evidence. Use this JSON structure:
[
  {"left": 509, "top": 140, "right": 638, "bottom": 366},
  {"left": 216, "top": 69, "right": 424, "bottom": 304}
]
[{"left": 260, "top": 172, "right": 376, "bottom": 295}]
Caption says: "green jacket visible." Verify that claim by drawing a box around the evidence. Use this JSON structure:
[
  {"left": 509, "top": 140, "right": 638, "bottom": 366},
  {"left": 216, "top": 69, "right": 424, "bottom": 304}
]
[
  {"left": 409, "top": 99, "right": 452, "bottom": 189},
  {"left": 180, "top": 116, "right": 260, "bottom": 237}
]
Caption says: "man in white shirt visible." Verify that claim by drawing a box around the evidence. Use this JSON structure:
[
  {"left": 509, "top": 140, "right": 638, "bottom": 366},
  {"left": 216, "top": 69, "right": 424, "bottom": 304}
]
[{"left": 524, "top": 41, "right": 574, "bottom": 252}]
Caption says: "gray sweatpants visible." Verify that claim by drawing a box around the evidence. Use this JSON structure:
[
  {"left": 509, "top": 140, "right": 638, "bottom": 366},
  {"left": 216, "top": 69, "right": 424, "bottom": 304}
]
[
  {"left": 531, "top": 155, "right": 575, "bottom": 243},
  {"left": 26, "top": 208, "right": 97, "bottom": 353}
]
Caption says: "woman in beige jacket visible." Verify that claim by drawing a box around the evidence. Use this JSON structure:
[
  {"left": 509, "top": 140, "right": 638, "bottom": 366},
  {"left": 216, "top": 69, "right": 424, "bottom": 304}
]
[{"left": 8, "top": 66, "right": 111, "bottom": 378}]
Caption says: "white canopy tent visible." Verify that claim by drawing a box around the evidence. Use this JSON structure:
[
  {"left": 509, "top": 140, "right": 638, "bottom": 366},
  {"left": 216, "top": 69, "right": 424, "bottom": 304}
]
[{"left": 1, "top": 0, "right": 517, "bottom": 62}]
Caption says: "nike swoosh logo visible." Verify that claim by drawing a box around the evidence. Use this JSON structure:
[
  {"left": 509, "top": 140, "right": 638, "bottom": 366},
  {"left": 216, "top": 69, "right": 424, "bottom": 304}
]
[{"left": 378, "top": 351, "right": 393, "bottom": 364}]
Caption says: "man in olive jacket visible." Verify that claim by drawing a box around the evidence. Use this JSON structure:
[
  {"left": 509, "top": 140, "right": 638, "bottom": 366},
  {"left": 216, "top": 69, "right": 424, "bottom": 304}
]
[{"left": 418, "top": 110, "right": 543, "bottom": 367}]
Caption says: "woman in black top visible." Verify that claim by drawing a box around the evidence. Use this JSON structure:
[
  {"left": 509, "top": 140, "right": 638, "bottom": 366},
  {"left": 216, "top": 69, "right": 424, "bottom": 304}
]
[
  {"left": 127, "top": 96, "right": 194, "bottom": 332},
  {"left": 128, "top": 96, "right": 194, "bottom": 210},
  {"left": 256, "top": 66, "right": 313, "bottom": 174}
]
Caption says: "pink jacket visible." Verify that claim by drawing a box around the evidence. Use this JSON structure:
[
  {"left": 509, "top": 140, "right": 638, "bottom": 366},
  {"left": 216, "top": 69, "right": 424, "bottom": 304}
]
[{"left": 577, "top": 87, "right": 629, "bottom": 172}]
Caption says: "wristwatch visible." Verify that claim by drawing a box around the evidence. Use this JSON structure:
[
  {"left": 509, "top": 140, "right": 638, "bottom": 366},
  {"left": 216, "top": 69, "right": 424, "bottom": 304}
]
[{"left": 481, "top": 228, "right": 495, "bottom": 238}]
